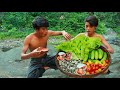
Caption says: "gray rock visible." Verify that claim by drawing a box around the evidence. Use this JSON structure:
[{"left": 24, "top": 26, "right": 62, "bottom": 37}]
[{"left": 0, "top": 35, "right": 120, "bottom": 78}]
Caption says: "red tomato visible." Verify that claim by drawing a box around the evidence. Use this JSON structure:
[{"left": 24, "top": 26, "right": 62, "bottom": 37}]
[
  {"left": 90, "top": 67, "right": 93, "bottom": 72},
  {"left": 98, "top": 64, "right": 102, "bottom": 68},
  {"left": 90, "top": 71, "right": 94, "bottom": 74},
  {"left": 92, "top": 66, "right": 96, "bottom": 71},
  {"left": 90, "top": 64, "right": 93, "bottom": 67},
  {"left": 90, "top": 64, "right": 95, "bottom": 67},
  {"left": 95, "top": 66, "right": 99, "bottom": 70},
  {"left": 95, "top": 64, "right": 98, "bottom": 67},
  {"left": 101, "top": 66, "right": 106, "bottom": 70},
  {"left": 105, "top": 60, "right": 109, "bottom": 63},
  {"left": 104, "top": 63, "right": 108, "bottom": 67},
  {"left": 86, "top": 67, "right": 91, "bottom": 72},
  {"left": 94, "top": 70, "right": 98, "bottom": 74}
]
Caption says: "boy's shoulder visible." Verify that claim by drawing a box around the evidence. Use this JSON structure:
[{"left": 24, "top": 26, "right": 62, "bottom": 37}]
[
  {"left": 24, "top": 33, "right": 34, "bottom": 40},
  {"left": 95, "top": 33, "right": 104, "bottom": 39},
  {"left": 95, "top": 33, "right": 102, "bottom": 37}
]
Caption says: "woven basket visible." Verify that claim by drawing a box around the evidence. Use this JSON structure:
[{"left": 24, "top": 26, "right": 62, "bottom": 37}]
[{"left": 55, "top": 46, "right": 111, "bottom": 78}]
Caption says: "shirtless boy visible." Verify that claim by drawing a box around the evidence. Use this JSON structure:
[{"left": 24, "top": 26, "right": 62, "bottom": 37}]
[
  {"left": 74, "top": 15, "right": 114, "bottom": 74},
  {"left": 21, "top": 16, "right": 71, "bottom": 78}
]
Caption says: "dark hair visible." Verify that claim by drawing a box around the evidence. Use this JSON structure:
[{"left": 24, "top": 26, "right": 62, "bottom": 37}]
[
  {"left": 32, "top": 16, "right": 49, "bottom": 29},
  {"left": 85, "top": 16, "right": 98, "bottom": 27}
]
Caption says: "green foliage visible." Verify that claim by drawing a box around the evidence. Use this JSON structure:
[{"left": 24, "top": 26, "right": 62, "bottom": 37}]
[
  {"left": 94, "top": 12, "right": 120, "bottom": 35},
  {"left": 55, "top": 34, "right": 102, "bottom": 60},
  {"left": 96, "top": 22, "right": 106, "bottom": 34},
  {"left": 0, "top": 12, "right": 120, "bottom": 39},
  {"left": 114, "top": 26, "right": 120, "bottom": 34}
]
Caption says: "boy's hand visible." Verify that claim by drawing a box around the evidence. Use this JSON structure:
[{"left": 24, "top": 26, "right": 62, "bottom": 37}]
[
  {"left": 62, "top": 31, "right": 72, "bottom": 40},
  {"left": 30, "top": 47, "right": 48, "bottom": 58},
  {"left": 107, "top": 48, "right": 114, "bottom": 54}
]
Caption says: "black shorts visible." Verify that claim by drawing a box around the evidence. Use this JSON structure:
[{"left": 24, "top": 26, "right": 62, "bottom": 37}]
[{"left": 27, "top": 54, "right": 58, "bottom": 78}]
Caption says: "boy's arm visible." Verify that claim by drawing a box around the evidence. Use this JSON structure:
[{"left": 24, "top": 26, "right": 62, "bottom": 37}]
[
  {"left": 48, "top": 30, "right": 72, "bottom": 40},
  {"left": 21, "top": 36, "right": 47, "bottom": 60},
  {"left": 21, "top": 36, "right": 32, "bottom": 60},
  {"left": 100, "top": 35, "right": 114, "bottom": 54}
]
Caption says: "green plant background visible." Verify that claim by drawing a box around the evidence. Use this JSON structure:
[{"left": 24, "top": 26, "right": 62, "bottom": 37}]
[{"left": 0, "top": 12, "right": 120, "bottom": 39}]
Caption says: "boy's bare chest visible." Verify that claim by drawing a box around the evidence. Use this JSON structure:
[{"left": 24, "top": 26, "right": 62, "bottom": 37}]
[{"left": 30, "top": 37, "right": 48, "bottom": 50}]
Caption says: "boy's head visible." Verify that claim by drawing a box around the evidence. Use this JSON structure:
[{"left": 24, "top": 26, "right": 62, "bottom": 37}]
[
  {"left": 85, "top": 15, "right": 98, "bottom": 27},
  {"left": 32, "top": 16, "right": 49, "bottom": 30},
  {"left": 84, "top": 16, "right": 98, "bottom": 34},
  {"left": 32, "top": 16, "right": 49, "bottom": 37}
]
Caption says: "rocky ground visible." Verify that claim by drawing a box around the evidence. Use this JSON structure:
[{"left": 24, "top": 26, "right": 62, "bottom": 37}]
[
  {"left": 0, "top": 28, "right": 120, "bottom": 78},
  {"left": 0, "top": 38, "right": 68, "bottom": 78}
]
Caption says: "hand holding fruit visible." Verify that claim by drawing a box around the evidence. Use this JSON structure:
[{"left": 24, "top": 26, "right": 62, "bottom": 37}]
[
  {"left": 37, "top": 47, "right": 48, "bottom": 52},
  {"left": 30, "top": 47, "right": 48, "bottom": 58}
]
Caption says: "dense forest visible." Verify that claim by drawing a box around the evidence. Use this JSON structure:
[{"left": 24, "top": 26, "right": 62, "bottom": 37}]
[{"left": 0, "top": 12, "right": 120, "bottom": 39}]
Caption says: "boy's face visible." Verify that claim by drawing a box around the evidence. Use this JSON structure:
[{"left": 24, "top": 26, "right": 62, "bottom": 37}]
[
  {"left": 37, "top": 27, "right": 48, "bottom": 37},
  {"left": 85, "top": 22, "right": 96, "bottom": 34}
]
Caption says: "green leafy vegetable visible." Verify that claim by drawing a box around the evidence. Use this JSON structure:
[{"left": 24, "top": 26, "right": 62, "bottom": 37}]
[{"left": 55, "top": 34, "right": 102, "bottom": 61}]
